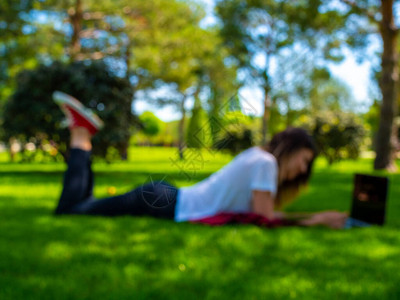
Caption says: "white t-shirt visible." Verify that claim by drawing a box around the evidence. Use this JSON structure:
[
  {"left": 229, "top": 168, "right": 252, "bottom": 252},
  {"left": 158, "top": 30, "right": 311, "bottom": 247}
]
[{"left": 174, "top": 146, "right": 278, "bottom": 222}]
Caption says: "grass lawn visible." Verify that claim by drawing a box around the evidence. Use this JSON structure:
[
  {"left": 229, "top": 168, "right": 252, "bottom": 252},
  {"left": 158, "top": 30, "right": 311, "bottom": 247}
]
[{"left": 0, "top": 147, "right": 399, "bottom": 299}]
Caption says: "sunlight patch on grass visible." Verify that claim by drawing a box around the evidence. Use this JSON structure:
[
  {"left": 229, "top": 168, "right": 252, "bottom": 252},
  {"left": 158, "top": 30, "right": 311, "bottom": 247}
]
[
  {"left": 44, "top": 241, "right": 74, "bottom": 262},
  {"left": 0, "top": 147, "right": 399, "bottom": 299}
]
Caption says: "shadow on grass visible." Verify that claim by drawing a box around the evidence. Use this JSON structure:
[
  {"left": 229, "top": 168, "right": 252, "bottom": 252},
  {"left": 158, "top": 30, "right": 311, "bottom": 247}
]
[
  {"left": 2, "top": 212, "right": 400, "bottom": 299},
  {"left": 1, "top": 159, "right": 400, "bottom": 299}
]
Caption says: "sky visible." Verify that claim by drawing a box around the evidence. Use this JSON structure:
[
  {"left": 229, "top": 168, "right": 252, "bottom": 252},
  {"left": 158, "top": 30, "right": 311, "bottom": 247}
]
[{"left": 133, "top": 0, "right": 382, "bottom": 122}]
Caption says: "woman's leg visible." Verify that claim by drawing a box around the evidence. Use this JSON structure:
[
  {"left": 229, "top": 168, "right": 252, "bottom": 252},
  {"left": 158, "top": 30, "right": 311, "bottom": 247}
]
[
  {"left": 55, "top": 125, "right": 178, "bottom": 218},
  {"left": 70, "top": 180, "right": 178, "bottom": 219},
  {"left": 54, "top": 128, "right": 94, "bottom": 214},
  {"left": 53, "top": 91, "right": 178, "bottom": 219},
  {"left": 55, "top": 148, "right": 93, "bottom": 214}
]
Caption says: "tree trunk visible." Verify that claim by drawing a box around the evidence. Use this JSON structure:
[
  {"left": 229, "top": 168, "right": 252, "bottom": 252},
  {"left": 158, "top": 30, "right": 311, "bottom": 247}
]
[
  {"left": 117, "top": 140, "right": 129, "bottom": 161},
  {"left": 261, "top": 86, "right": 271, "bottom": 145},
  {"left": 125, "top": 39, "right": 132, "bottom": 80},
  {"left": 178, "top": 95, "right": 187, "bottom": 160},
  {"left": 285, "top": 97, "right": 293, "bottom": 127},
  {"left": 374, "top": 0, "right": 398, "bottom": 170},
  {"left": 69, "top": 0, "right": 83, "bottom": 61}
]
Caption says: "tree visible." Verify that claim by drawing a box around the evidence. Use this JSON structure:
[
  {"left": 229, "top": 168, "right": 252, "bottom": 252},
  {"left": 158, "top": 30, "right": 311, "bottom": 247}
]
[
  {"left": 186, "top": 97, "right": 211, "bottom": 149},
  {"left": 269, "top": 46, "right": 356, "bottom": 136},
  {"left": 34, "top": 0, "right": 124, "bottom": 62},
  {"left": 215, "top": 0, "right": 353, "bottom": 143},
  {"left": 3, "top": 61, "right": 134, "bottom": 161},
  {"left": 308, "top": 73, "right": 354, "bottom": 113},
  {"left": 1, "top": 0, "right": 238, "bottom": 162},
  {"left": 216, "top": 0, "right": 283, "bottom": 144},
  {"left": 216, "top": 0, "right": 397, "bottom": 169},
  {"left": 53, "top": 0, "right": 210, "bottom": 160},
  {"left": 137, "top": 19, "right": 223, "bottom": 159},
  {"left": 373, "top": 0, "right": 399, "bottom": 170},
  {"left": 0, "top": 0, "right": 38, "bottom": 105},
  {"left": 328, "top": 0, "right": 399, "bottom": 170},
  {"left": 194, "top": 30, "right": 240, "bottom": 147}
]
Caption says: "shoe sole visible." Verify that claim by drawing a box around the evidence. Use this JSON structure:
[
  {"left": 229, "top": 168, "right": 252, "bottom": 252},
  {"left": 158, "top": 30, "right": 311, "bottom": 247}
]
[{"left": 52, "top": 91, "right": 104, "bottom": 129}]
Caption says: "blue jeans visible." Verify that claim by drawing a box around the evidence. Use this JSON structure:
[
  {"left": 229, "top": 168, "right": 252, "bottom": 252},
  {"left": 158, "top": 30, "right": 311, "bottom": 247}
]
[{"left": 55, "top": 149, "right": 178, "bottom": 219}]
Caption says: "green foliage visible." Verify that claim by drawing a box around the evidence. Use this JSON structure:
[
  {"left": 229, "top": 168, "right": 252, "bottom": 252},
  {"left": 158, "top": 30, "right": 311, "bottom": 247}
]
[
  {"left": 0, "top": 0, "right": 66, "bottom": 103},
  {"left": 0, "top": 0, "right": 36, "bottom": 101},
  {"left": 298, "top": 111, "right": 366, "bottom": 164},
  {"left": 214, "top": 0, "right": 370, "bottom": 143},
  {"left": 309, "top": 75, "right": 354, "bottom": 112},
  {"left": 363, "top": 100, "right": 381, "bottom": 150},
  {"left": 125, "top": 0, "right": 211, "bottom": 92},
  {"left": 215, "top": 126, "right": 253, "bottom": 155},
  {"left": 223, "top": 111, "right": 252, "bottom": 127},
  {"left": 213, "top": 111, "right": 255, "bottom": 154},
  {"left": 3, "top": 61, "right": 134, "bottom": 160},
  {"left": 215, "top": 0, "right": 364, "bottom": 82},
  {"left": 219, "top": 124, "right": 253, "bottom": 155},
  {"left": 264, "top": 103, "right": 285, "bottom": 138},
  {"left": 186, "top": 98, "right": 211, "bottom": 149},
  {"left": 271, "top": 51, "right": 355, "bottom": 123},
  {"left": 131, "top": 118, "right": 188, "bottom": 147},
  {"left": 202, "top": 40, "right": 240, "bottom": 145},
  {"left": 139, "top": 111, "right": 163, "bottom": 137}
]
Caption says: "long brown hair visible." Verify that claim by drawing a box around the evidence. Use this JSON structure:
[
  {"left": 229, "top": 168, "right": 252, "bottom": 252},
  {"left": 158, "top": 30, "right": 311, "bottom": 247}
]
[{"left": 260, "top": 127, "right": 317, "bottom": 209}]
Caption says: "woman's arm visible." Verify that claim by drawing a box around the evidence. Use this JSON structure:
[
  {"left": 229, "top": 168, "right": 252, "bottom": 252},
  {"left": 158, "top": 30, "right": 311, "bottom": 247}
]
[
  {"left": 251, "top": 190, "right": 275, "bottom": 220},
  {"left": 251, "top": 191, "right": 313, "bottom": 221},
  {"left": 276, "top": 211, "right": 348, "bottom": 228},
  {"left": 296, "top": 211, "right": 348, "bottom": 229},
  {"left": 251, "top": 191, "right": 347, "bottom": 228},
  {"left": 251, "top": 191, "right": 303, "bottom": 220}
]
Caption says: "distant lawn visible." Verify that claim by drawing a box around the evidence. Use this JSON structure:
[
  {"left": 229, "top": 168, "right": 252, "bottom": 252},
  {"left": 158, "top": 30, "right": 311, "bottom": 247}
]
[{"left": 0, "top": 147, "right": 399, "bottom": 299}]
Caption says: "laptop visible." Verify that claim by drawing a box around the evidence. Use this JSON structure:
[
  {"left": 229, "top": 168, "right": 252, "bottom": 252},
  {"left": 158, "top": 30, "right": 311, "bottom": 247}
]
[{"left": 344, "top": 174, "right": 389, "bottom": 228}]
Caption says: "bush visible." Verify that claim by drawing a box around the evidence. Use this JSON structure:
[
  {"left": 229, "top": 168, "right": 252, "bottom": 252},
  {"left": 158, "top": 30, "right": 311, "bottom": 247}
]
[
  {"left": 298, "top": 111, "right": 366, "bottom": 164},
  {"left": 213, "top": 111, "right": 255, "bottom": 155},
  {"left": 3, "top": 60, "right": 134, "bottom": 161},
  {"left": 139, "top": 111, "right": 163, "bottom": 137},
  {"left": 214, "top": 124, "right": 253, "bottom": 155}
]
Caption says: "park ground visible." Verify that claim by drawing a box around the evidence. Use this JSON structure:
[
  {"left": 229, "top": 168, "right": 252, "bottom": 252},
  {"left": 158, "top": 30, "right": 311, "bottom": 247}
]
[{"left": 0, "top": 147, "right": 399, "bottom": 299}]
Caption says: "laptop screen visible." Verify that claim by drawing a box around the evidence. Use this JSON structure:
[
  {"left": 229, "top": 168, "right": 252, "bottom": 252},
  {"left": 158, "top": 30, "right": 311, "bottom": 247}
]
[{"left": 350, "top": 174, "right": 389, "bottom": 225}]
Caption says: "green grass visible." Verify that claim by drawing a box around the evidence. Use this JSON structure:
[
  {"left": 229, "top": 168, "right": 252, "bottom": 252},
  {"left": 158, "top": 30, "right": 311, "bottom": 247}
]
[{"left": 1, "top": 147, "right": 399, "bottom": 299}]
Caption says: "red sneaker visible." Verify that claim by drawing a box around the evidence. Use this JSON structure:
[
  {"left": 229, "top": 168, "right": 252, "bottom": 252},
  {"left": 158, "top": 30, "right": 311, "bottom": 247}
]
[{"left": 53, "top": 91, "right": 104, "bottom": 135}]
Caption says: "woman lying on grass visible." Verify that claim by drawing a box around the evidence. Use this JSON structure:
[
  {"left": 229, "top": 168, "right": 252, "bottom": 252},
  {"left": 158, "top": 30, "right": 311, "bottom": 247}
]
[{"left": 53, "top": 91, "right": 347, "bottom": 229}]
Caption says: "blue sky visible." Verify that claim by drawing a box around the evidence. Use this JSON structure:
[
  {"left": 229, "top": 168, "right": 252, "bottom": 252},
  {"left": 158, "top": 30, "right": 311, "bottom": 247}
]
[{"left": 133, "top": 0, "right": 382, "bottom": 122}]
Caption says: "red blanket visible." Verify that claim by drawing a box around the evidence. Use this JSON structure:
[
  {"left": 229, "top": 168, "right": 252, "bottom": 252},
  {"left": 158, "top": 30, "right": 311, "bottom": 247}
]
[{"left": 190, "top": 212, "right": 295, "bottom": 228}]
